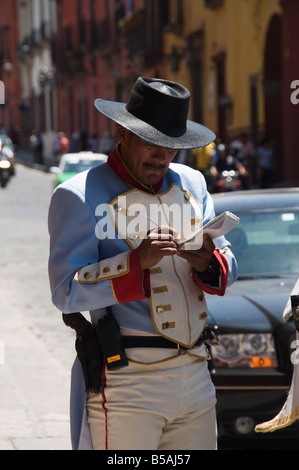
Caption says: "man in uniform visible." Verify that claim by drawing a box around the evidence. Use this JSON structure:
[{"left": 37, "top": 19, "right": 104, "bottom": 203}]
[{"left": 48, "top": 77, "right": 238, "bottom": 450}]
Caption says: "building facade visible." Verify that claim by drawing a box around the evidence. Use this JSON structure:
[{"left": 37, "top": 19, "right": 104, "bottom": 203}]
[
  {"left": 50, "top": 0, "right": 299, "bottom": 183},
  {"left": 54, "top": 0, "right": 170, "bottom": 151},
  {"left": 0, "top": 0, "right": 20, "bottom": 139},
  {"left": 17, "top": 0, "right": 57, "bottom": 156},
  {"left": 280, "top": 0, "right": 299, "bottom": 185},
  {"left": 164, "top": 0, "right": 299, "bottom": 184},
  {"left": 0, "top": 0, "right": 297, "bottom": 183}
]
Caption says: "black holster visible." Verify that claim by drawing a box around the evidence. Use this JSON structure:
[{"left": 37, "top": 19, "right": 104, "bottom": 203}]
[
  {"left": 75, "top": 324, "right": 103, "bottom": 393},
  {"left": 63, "top": 313, "right": 103, "bottom": 393},
  {"left": 63, "top": 309, "right": 128, "bottom": 391}
]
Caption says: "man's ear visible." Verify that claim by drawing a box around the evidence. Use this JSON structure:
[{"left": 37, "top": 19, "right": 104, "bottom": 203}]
[{"left": 117, "top": 125, "right": 128, "bottom": 145}]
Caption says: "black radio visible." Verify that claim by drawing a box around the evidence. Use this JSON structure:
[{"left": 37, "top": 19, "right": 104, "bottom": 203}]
[{"left": 96, "top": 308, "right": 128, "bottom": 370}]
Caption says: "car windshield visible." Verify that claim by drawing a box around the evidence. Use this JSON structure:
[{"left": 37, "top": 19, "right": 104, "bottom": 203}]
[
  {"left": 225, "top": 209, "right": 299, "bottom": 278},
  {"left": 63, "top": 159, "right": 104, "bottom": 173}
]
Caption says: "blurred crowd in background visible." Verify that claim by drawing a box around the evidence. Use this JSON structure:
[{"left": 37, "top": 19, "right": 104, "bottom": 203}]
[{"left": 24, "top": 126, "right": 275, "bottom": 193}]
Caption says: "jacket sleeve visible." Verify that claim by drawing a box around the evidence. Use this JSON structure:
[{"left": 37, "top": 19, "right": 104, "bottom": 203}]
[{"left": 48, "top": 184, "right": 150, "bottom": 314}]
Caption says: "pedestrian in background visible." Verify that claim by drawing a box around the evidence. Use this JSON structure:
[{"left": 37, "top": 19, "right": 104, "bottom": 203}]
[
  {"left": 30, "top": 130, "right": 43, "bottom": 164},
  {"left": 257, "top": 137, "right": 275, "bottom": 188}
]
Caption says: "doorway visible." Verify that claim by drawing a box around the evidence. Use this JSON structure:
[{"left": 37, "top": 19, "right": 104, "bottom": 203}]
[{"left": 264, "top": 14, "right": 283, "bottom": 180}]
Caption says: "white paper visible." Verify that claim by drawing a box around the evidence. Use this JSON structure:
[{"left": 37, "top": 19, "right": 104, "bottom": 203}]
[{"left": 177, "top": 211, "right": 240, "bottom": 250}]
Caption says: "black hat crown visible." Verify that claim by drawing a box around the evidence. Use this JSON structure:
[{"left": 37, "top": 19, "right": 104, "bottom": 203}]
[
  {"left": 126, "top": 78, "right": 190, "bottom": 138},
  {"left": 94, "top": 77, "right": 215, "bottom": 149}
]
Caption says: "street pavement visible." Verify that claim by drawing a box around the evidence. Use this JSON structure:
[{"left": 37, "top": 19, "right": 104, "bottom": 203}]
[{"left": 0, "top": 161, "right": 75, "bottom": 450}]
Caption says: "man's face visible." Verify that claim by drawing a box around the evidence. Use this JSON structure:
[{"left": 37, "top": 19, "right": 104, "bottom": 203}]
[{"left": 118, "top": 127, "right": 178, "bottom": 186}]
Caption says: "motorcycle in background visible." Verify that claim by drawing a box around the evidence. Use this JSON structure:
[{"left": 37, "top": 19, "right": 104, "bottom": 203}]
[
  {"left": 215, "top": 169, "right": 242, "bottom": 192},
  {"left": 210, "top": 144, "right": 249, "bottom": 193},
  {"left": 0, "top": 156, "right": 11, "bottom": 187}
]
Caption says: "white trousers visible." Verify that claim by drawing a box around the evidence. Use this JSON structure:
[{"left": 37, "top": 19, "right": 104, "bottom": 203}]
[{"left": 86, "top": 353, "right": 217, "bottom": 450}]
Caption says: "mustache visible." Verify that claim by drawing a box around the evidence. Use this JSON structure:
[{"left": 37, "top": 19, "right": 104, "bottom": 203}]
[{"left": 143, "top": 162, "right": 166, "bottom": 170}]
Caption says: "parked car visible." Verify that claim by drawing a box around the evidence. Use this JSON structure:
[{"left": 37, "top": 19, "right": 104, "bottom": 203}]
[
  {"left": 0, "top": 134, "right": 15, "bottom": 176},
  {"left": 207, "top": 188, "right": 299, "bottom": 449},
  {"left": 50, "top": 152, "right": 108, "bottom": 187}
]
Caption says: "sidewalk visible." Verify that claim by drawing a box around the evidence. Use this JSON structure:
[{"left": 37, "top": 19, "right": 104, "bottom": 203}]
[
  {"left": 15, "top": 148, "right": 53, "bottom": 172},
  {"left": 0, "top": 283, "right": 73, "bottom": 450},
  {"left": 0, "top": 163, "right": 74, "bottom": 450}
]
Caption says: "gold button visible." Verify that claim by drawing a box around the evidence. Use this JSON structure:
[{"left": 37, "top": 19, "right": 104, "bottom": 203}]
[
  {"left": 162, "top": 321, "right": 175, "bottom": 329},
  {"left": 114, "top": 204, "right": 127, "bottom": 215},
  {"left": 150, "top": 267, "right": 162, "bottom": 275},
  {"left": 84, "top": 272, "right": 91, "bottom": 280},
  {"left": 156, "top": 304, "right": 171, "bottom": 313},
  {"left": 184, "top": 192, "right": 190, "bottom": 201},
  {"left": 191, "top": 218, "right": 200, "bottom": 226},
  {"left": 103, "top": 267, "right": 110, "bottom": 275},
  {"left": 95, "top": 271, "right": 100, "bottom": 279},
  {"left": 117, "top": 264, "right": 124, "bottom": 273},
  {"left": 152, "top": 286, "right": 168, "bottom": 294},
  {"left": 129, "top": 233, "right": 138, "bottom": 240}
]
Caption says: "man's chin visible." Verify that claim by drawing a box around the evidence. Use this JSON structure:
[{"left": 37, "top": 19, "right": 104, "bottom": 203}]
[
  {"left": 141, "top": 173, "right": 164, "bottom": 186},
  {"left": 141, "top": 167, "right": 167, "bottom": 185}
]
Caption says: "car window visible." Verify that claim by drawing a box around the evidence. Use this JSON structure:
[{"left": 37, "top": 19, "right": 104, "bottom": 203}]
[{"left": 226, "top": 209, "right": 299, "bottom": 277}]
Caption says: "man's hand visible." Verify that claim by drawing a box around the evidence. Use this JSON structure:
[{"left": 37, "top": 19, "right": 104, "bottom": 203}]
[
  {"left": 137, "top": 225, "right": 179, "bottom": 270},
  {"left": 176, "top": 234, "right": 215, "bottom": 272}
]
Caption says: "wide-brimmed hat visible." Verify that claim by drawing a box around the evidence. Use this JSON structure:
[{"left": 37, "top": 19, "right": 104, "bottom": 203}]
[{"left": 94, "top": 77, "right": 215, "bottom": 149}]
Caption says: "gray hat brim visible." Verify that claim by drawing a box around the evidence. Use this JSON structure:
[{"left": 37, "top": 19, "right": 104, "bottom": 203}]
[{"left": 94, "top": 98, "right": 215, "bottom": 149}]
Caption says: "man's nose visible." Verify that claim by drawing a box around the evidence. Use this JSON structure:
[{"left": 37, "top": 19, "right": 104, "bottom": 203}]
[{"left": 152, "top": 146, "right": 168, "bottom": 162}]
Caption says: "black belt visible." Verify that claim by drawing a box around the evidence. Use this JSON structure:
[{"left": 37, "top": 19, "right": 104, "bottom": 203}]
[{"left": 122, "top": 326, "right": 218, "bottom": 351}]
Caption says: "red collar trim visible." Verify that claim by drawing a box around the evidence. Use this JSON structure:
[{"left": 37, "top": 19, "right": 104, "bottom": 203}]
[{"left": 107, "top": 146, "right": 164, "bottom": 193}]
